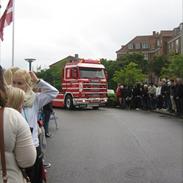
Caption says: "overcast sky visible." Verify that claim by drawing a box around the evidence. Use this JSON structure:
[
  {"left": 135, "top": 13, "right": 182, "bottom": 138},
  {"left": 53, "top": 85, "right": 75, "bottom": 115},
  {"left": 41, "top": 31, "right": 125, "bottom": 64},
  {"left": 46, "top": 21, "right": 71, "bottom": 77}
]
[{"left": 0, "top": 0, "right": 182, "bottom": 70}]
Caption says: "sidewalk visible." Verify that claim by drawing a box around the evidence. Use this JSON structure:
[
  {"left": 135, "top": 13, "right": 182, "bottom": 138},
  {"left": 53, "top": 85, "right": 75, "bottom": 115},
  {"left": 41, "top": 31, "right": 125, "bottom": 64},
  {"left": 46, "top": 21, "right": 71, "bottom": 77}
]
[
  {"left": 114, "top": 105, "right": 183, "bottom": 119},
  {"left": 153, "top": 108, "right": 183, "bottom": 118}
]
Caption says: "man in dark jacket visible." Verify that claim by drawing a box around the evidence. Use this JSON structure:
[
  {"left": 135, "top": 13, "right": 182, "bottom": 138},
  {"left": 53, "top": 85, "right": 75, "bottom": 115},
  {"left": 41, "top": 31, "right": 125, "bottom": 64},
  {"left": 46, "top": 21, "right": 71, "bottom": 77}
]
[
  {"left": 43, "top": 102, "right": 53, "bottom": 137},
  {"left": 173, "top": 78, "right": 183, "bottom": 116},
  {"left": 161, "top": 79, "right": 171, "bottom": 110}
]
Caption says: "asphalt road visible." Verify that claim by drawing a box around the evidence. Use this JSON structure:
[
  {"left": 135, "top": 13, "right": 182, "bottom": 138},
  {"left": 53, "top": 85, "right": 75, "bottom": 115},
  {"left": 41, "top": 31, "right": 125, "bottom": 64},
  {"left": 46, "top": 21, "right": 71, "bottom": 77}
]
[{"left": 46, "top": 108, "right": 183, "bottom": 183}]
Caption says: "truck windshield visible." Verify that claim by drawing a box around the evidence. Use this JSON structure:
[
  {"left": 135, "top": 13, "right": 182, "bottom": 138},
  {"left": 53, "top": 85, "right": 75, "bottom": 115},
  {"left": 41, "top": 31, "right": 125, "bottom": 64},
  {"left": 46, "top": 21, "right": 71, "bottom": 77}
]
[{"left": 79, "top": 67, "right": 105, "bottom": 79}]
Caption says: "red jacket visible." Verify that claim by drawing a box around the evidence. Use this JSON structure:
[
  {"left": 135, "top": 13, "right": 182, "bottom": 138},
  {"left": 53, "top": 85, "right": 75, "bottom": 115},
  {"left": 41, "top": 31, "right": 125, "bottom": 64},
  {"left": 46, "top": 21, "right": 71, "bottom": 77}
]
[{"left": 116, "top": 87, "right": 122, "bottom": 97}]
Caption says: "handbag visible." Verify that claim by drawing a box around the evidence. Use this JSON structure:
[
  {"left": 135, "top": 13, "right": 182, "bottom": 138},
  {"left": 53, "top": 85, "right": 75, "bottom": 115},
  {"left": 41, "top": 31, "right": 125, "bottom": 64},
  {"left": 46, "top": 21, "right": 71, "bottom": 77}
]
[
  {"left": 0, "top": 108, "right": 8, "bottom": 183},
  {"left": 0, "top": 108, "right": 31, "bottom": 183}
]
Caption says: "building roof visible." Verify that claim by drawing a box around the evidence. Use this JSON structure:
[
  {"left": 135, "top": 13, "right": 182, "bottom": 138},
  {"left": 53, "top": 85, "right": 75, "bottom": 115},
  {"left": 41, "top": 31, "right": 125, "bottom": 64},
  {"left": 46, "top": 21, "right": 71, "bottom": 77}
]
[
  {"left": 116, "top": 30, "right": 173, "bottom": 54},
  {"left": 116, "top": 35, "right": 154, "bottom": 53},
  {"left": 49, "top": 56, "right": 76, "bottom": 68}
]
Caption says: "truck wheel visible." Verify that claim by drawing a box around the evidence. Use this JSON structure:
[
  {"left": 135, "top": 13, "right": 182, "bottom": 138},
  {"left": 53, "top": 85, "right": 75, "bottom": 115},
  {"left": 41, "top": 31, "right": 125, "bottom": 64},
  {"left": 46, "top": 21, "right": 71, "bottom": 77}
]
[
  {"left": 65, "top": 95, "right": 74, "bottom": 110},
  {"left": 92, "top": 106, "right": 99, "bottom": 110}
]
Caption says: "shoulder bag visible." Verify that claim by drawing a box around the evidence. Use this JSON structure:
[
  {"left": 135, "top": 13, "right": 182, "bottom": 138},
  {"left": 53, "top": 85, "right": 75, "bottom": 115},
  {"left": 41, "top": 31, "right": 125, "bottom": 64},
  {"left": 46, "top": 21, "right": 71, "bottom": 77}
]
[{"left": 0, "top": 108, "right": 8, "bottom": 183}]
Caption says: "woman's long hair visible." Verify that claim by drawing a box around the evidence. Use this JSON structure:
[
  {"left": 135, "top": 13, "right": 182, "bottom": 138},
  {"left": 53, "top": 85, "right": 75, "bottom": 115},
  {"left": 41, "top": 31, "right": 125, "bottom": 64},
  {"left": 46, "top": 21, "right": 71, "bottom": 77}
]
[{"left": 0, "top": 66, "right": 8, "bottom": 107}]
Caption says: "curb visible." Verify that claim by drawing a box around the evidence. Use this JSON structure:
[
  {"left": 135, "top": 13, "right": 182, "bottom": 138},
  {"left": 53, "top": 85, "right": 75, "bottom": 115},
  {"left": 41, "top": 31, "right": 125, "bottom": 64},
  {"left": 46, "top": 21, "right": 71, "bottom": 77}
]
[{"left": 152, "top": 109, "right": 183, "bottom": 118}]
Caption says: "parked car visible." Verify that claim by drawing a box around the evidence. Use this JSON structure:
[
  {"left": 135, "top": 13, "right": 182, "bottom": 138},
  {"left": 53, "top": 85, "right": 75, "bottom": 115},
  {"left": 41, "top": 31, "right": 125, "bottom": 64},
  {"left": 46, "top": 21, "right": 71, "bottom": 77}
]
[{"left": 106, "top": 89, "right": 117, "bottom": 107}]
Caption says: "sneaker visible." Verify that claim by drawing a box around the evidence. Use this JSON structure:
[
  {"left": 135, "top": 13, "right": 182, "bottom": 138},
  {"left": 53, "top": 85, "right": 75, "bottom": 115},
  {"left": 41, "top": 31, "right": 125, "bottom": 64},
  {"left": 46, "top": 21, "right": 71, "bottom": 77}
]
[
  {"left": 45, "top": 133, "right": 52, "bottom": 138},
  {"left": 43, "top": 162, "right": 51, "bottom": 168}
]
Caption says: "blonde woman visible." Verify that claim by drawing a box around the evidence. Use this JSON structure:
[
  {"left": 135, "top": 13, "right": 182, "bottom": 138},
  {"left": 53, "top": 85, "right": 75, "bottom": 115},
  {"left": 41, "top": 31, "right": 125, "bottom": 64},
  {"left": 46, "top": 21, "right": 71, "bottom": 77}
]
[
  {"left": 4, "top": 67, "right": 19, "bottom": 85},
  {"left": 12, "top": 68, "right": 58, "bottom": 183},
  {"left": 6, "top": 86, "right": 25, "bottom": 112},
  {"left": 0, "top": 66, "right": 36, "bottom": 183}
]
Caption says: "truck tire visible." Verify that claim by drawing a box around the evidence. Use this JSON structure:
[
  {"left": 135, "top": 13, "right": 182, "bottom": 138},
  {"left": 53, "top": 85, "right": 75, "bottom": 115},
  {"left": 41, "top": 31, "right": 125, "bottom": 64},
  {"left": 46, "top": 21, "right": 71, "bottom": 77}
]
[{"left": 65, "top": 95, "right": 74, "bottom": 110}]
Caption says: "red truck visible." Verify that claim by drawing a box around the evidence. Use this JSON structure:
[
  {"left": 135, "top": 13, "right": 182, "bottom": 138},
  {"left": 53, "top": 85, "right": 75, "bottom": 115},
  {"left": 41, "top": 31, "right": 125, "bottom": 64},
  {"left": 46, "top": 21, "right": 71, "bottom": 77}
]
[{"left": 52, "top": 59, "right": 108, "bottom": 109}]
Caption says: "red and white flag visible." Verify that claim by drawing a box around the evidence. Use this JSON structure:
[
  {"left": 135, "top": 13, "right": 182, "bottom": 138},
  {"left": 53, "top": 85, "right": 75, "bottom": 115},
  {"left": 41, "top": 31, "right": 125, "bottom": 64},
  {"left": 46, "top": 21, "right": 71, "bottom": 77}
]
[{"left": 0, "top": 0, "right": 13, "bottom": 41}]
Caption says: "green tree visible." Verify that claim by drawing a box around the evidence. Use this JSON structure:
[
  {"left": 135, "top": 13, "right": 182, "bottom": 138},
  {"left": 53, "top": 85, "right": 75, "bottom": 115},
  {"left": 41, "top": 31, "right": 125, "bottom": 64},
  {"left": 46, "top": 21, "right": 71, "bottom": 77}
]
[
  {"left": 148, "top": 55, "right": 168, "bottom": 78},
  {"left": 161, "top": 54, "right": 183, "bottom": 78},
  {"left": 117, "top": 53, "right": 148, "bottom": 74},
  {"left": 113, "top": 62, "right": 146, "bottom": 86},
  {"left": 36, "top": 57, "right": 69, "bottom": 90},
  {"left": 36, "top": 67, "right": 61, "bottom": 90},
  {"left": 101, "top": 59, "right": 120, "bottom": 89}
]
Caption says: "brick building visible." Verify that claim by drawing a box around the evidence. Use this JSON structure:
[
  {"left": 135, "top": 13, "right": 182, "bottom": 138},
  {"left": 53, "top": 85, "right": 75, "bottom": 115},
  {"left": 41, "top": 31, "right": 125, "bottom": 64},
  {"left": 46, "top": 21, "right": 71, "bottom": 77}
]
[
  {"left": 168, "top": 23, "right": 183, "bottom": 54},
  {"left": 116, "top": 30, "right": 173, "bottom": 61}
]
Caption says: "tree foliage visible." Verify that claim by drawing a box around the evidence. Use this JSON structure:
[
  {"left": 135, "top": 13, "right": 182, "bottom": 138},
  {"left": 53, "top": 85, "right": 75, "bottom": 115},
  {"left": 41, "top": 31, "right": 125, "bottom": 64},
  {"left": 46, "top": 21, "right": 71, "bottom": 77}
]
[
  {"left": 101, "top": 59, "right": 120, "bottom": 89},
  {"left": 36, "top": 67, "right": 61, "bottom": 90},
  {"left": 117, "top": 53, "right": 148, "bottom": 74},
  {"left": 113, "top": 62, "right": 146, "bottom": 86},
  {"left": 36, "top": 57, "right": 70, "bottom": 90},
  {"left": 161, "top": 54, "right": 183, "bottom": 79},
  {"left": 148, "top": 55, "right": 168, "bottom": 77}
]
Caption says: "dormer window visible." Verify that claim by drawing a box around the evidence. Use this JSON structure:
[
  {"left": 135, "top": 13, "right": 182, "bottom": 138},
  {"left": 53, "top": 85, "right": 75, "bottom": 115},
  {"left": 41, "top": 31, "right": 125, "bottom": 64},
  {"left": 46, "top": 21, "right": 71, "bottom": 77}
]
[
  {"left": 135, "top": 43, "right": 141, "bottom": 49},
  {"left": 128, "top": 43, "right": 134, "bottom": 49}
]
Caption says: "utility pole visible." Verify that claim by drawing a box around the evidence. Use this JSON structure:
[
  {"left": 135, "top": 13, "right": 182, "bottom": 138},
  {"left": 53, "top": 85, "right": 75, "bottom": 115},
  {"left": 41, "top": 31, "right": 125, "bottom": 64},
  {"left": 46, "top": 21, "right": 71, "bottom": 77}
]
[{"left": 25, "top": 58, "right": 36, "bottom": 71}]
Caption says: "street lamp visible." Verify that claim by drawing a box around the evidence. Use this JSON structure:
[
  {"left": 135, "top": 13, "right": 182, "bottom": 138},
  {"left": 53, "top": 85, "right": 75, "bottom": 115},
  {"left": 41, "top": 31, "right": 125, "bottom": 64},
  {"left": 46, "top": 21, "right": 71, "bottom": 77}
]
[{"left": 25, "top": 58, "right": 36, "bottom": 71}]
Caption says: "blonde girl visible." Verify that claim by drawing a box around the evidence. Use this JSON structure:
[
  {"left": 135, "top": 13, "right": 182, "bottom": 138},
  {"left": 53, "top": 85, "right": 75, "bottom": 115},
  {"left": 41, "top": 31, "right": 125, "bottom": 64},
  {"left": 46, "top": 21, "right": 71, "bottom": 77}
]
[
  {"left": 6, "top": 86, "right": 25, "bottom": 112},
  {"left": 0, "top": 66, "right": 36, "bottom": 183},
  {"left": 12, "top": 68, "right": 58, "bottom": 183}
]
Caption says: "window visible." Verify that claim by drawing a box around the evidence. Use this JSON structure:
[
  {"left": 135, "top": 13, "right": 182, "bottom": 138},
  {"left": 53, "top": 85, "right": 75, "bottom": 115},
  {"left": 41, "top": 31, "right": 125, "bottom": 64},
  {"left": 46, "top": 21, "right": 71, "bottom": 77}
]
[
  {"left": 142, "top": 43, "right": 149, "bottom": 49},
  {"left": 128, "top": 43, "right": 134, "bottom": 49},
  {"left": 144, "top": 53, "right": 148, "bottom": 60},
  {"left": 175, "top": 39, "right": 179, "bottom": 53},
  {"left": 66, "top": 68, "right": 71, "bottom": 79},
  {"left": 79, "top": 68, "right": 105, "bottom": 79},
  {"left": 168, "top": 43, "right": 172, "bottom": 51},
  {"left": 135, "top": 43, "right": 141, "bottom": 49},
  {"left": 71, "top": 68, "right": 78, "bottom": 79}
]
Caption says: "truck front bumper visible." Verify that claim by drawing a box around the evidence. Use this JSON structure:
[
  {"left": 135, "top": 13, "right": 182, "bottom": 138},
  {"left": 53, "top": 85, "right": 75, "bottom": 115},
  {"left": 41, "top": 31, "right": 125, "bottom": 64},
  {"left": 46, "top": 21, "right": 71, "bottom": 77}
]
[{"left": 73, "top": 98, "right": 107, "bottom": 107}]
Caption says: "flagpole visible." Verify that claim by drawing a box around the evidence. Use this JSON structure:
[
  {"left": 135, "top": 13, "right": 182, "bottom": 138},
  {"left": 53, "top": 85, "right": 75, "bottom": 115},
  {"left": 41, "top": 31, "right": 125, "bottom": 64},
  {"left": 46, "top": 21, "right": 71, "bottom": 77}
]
[
  {"left": 0, "top": 1, "right": 1, "bottom": 66},
  {"left": 12, "top": 0, "right": 15, "bottom": 66}
]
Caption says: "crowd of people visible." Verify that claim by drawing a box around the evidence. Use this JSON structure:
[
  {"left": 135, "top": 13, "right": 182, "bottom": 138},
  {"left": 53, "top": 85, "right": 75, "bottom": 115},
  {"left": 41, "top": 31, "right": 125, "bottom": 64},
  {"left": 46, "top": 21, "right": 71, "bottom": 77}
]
[
  {"left": 116, "top": 78, "right": 183, "bottom": 117},
  {"left": 0, "top": 65, "right": 58, "bottom": 183}
]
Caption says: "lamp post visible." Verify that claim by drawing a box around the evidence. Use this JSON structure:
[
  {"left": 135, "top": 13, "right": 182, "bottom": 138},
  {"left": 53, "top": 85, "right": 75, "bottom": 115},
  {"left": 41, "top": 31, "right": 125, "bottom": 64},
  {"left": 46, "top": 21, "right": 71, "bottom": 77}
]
[{"left": 25, "top": 58, "right": 36, "bottom": 71}]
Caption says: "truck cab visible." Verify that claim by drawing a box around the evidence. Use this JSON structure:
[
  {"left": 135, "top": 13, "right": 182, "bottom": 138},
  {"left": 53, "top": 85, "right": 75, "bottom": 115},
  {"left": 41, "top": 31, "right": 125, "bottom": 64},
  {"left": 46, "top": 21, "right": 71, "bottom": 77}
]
[{"left": 52, "top": 59, "right": 108, "bottom": 109}]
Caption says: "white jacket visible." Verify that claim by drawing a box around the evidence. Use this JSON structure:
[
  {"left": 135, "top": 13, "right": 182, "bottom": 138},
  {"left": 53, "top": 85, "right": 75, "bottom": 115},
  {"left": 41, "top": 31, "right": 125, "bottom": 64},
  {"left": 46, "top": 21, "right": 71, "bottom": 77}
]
[
  {"left": 0, "top": 108, "right": 36, "bottom": 183},
  {"left": 156, "top": 86, "right": 162, "bottom": 96},
  {"left": 22, "top": 79, "right": 59, "bottom": 147}
]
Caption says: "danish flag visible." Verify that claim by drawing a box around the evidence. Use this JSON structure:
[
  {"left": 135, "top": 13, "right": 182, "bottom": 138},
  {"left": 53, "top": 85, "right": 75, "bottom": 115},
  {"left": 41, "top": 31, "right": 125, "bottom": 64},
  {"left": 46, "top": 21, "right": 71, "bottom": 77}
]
[{"left": 0, "top": 0, "right": 13, "bottom": 41}]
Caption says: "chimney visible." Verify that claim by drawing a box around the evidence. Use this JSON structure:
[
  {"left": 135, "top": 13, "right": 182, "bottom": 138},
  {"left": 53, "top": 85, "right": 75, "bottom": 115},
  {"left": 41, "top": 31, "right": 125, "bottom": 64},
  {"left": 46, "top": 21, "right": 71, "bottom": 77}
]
[{"left": 75, "top": 54, "right": 79, "bottom": 59}]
